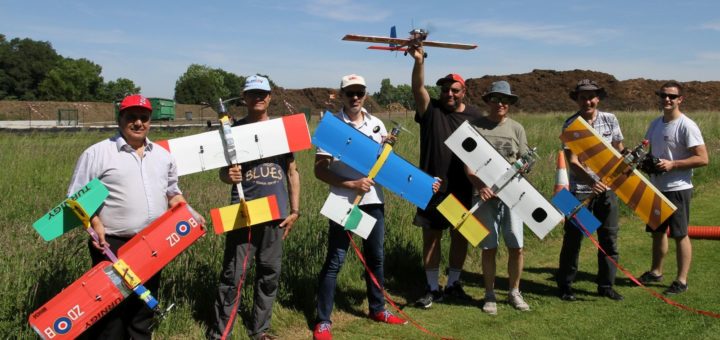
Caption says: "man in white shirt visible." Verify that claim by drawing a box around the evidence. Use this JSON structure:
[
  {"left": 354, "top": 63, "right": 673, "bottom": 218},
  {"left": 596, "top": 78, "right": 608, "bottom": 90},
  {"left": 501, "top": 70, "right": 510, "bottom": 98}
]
[{"left": 637, "top": 81, "right": 708, "bottom": 295}]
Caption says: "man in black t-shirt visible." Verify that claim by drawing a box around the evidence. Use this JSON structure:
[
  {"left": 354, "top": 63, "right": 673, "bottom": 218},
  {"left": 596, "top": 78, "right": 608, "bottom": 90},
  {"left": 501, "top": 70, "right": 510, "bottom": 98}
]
[{"left": 408, "top": 44, "right": 483, "bottom": 308}]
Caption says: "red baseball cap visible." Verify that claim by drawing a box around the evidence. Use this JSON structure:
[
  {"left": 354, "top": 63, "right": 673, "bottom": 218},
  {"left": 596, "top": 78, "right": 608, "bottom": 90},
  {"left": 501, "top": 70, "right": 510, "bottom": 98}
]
[
  {"left": 436, "top": 73, "right": 465, "bottom": 87},
  {"left": 119, "top": 94, "right": 152, "bottom": 112}
]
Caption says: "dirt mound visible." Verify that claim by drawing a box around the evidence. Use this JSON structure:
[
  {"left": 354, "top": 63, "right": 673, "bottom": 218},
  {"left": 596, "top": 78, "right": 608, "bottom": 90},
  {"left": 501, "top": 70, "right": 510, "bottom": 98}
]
[
  {"left": 2, "top": 70, "right": 718, "bottom": 123},
  {"left": 465, "top": 69, "right": 720, "bottom": 113}
]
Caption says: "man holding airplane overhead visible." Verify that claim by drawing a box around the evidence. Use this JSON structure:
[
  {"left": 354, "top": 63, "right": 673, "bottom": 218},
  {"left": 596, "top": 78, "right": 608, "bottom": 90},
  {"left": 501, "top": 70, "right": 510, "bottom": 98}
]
[{"left": 407, "top": 44, "right": 483, "bottom": 308}]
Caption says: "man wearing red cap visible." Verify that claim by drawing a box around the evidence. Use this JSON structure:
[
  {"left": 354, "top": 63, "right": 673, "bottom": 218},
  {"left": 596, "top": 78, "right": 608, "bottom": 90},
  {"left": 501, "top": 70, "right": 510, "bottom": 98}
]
[
  {"left": 407, "top": 45, "right": 482, "bottom": 308},
  {"left": 67, "top": 94, "right": 194, "bottom": 339}
]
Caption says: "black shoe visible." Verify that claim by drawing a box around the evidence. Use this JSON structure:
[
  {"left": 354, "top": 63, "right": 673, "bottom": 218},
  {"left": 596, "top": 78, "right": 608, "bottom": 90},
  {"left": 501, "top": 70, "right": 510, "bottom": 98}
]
[
  {"left": 598, "top": 287, "right": 624, "bottom": 301},
  {"left": 560, "top": 287, "right": 576, "bottom": 301},
  {"left": 415, "top": 287, "right": 443, "bottom": 309},
  {"left": 638, "top": 271, "right": 664, "bottom": 285},
  {"left": 664, "top": 280, "right": 688, "bottom": 295},
  {"left": 444, "top": 282, "right": 472, "bottom": 301}
]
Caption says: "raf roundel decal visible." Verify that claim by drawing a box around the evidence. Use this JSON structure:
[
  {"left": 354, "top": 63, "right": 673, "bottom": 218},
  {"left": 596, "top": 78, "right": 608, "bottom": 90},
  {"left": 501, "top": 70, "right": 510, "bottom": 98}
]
[
  {"left": 461, "top": 137, "right": 477, "bottom": 152},
  {"left": 54, "top": 316, "right": 72, "bottom": 334},
  {"left": 176, "top": 221, "right": 191, "bottom": 236}
]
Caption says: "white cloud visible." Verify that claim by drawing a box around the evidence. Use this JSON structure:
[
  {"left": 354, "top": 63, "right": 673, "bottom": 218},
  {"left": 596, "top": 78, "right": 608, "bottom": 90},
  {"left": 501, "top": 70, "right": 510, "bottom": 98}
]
[
  {"left": 459, "top": 20, "right": 618, "bottom": 46},
  {"left": 303, "top": 0, "right": 390, "bottom": 22},
  {"left": 696, "top": 51, "right": 720, "bottom": 61},
  {"left": 700, "top": 22, "right": 720, "bottom": 31}
]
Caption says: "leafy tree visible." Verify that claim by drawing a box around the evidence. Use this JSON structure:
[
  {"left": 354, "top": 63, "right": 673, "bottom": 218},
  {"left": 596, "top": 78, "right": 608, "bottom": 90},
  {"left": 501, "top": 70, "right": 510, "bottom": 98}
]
[
  {"left": 0, "top": 36, "right": 61, "bottom": 100},
  {"left": 38, "top": 58, "right": 103, "bottom": 101},
  {"left": 372, "top": 78, "right": 438, "bottom": 110},
  {"left": 216, "top": 69, "right": 245, "bottom": 100},
  {"left": 98, "top": 78, "right": 141, "bottom": 102},
  {"left": 174, "top": 64, "right": 230, "bottom": 105}
]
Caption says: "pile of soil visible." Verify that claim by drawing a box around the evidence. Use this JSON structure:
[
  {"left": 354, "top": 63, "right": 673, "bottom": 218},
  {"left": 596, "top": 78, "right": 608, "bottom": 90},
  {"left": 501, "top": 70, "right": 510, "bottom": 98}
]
[{"left": 1, "top": 69, "right": 718, "bottom": 123}]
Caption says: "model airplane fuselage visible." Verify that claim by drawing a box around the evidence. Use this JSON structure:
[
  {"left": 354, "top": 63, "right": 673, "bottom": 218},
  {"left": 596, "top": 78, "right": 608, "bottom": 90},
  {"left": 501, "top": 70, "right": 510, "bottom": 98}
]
[{"left": 343, "top": 26, "right": 477, "bottom": 52}]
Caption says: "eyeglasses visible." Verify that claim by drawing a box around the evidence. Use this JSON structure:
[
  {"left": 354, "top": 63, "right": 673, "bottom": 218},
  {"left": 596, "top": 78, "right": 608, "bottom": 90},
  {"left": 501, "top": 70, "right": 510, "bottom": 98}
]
[
  {"left": 657, "top": 92, "right": 681, "bottom": 100},
  {"left": 441, "top": 86, "right": 463, "bottom": 94},
  {"left": 344, "top": 91, "right": 366, "bottom": 98},
  {"left": 122, "top": 113, "right": 151, "bottom": 122},
  {"left": 245, "top": 90, "right": 270, "bottom": 98},
  {"left": 488, "top": 96, "right": 513, "bottom": 105}
]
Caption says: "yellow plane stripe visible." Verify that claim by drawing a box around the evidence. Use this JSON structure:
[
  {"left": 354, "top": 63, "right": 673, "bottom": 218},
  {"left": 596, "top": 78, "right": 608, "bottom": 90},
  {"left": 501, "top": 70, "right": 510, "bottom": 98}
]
[
  {"left": 368, "top": 144, "right": 392, "bottom": 180},
  {"left": 112, "top": 259, "right": 142, "bottom": 288},
  {"left": 212, "top": 196, "right": 280, "bottom": 234}
]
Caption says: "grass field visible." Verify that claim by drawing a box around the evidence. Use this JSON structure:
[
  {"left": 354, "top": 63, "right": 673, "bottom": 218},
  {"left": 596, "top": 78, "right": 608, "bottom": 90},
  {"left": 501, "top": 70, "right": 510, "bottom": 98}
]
[{"left": 1, "top": 111, "right": 719, "bottom": 339}]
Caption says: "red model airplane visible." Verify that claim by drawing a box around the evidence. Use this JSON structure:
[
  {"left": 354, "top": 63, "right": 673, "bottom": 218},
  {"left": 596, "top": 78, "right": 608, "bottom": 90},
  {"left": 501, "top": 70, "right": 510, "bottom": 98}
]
[{"left": 343, "top": 26, "right": 477, "bottom": 53}]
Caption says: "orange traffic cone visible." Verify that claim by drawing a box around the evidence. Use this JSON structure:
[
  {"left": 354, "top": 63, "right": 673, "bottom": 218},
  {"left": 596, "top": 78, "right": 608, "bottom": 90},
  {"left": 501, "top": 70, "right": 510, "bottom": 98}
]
[{"left": 554, "top": 150, "right": 569, "bottom": 195}]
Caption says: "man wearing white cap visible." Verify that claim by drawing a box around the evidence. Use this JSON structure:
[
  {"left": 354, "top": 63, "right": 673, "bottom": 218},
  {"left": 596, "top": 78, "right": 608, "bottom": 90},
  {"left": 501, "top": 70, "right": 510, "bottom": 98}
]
[
  {"left": 407, "top": 45, "right": 483, "bottom": 308},
  {"left": 312, "top": 74, "right": 407, "bottom": 340},
  {"left": 68, "top": 94, "right": 192, "bottom": 339},
  {"left": 209, "top": 75, "right": 301, "bottom": 340}
]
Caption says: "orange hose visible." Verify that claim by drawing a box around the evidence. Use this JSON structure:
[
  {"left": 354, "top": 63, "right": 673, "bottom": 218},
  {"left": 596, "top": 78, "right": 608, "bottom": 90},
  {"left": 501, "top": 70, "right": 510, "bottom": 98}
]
[{"left": 688, "top": 226, "right": 720, "bottom": 240}]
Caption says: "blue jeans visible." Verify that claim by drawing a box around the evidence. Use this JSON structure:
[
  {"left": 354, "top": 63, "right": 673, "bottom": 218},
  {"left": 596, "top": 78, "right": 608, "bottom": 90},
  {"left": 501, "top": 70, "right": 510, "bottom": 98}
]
[{"left": 316, "top": 204, "right": 385, "bottom": 323}]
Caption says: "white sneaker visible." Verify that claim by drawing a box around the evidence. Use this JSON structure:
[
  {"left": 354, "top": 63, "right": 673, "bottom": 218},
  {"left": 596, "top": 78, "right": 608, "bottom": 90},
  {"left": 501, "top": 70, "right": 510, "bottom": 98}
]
[
  {"left": 482, "top": 294, "right": 497, "bottom": 315},
  {"left": 508, "top": 291, "right": 530, "bottom": 311}
]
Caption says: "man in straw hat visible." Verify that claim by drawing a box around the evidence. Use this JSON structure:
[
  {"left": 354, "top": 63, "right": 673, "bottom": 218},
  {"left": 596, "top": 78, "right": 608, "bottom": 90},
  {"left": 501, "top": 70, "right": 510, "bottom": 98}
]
[{"left": 556, "top": 79, "right": 626, "bottom": 302}]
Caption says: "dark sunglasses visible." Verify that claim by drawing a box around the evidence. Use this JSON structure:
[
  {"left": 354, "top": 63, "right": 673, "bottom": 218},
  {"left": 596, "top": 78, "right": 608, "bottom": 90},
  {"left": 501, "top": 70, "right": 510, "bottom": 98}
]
[
  {"left": 122, "top": 113, "right": 151, "bottom": 122},
  {"left": 245, "top": 90, "right": 270, "bottom": 98},
  {"left": 441, "top": 86, "right": 462, "bottom": 94},
  {"left": 488, "top": 96, "right": 513, "bottom": 105},
  {"left": 344, "top": 91, "right": 366, "bottom": 98},
  {"left": 657, "top": 92, "right": 681, "bottom": 100}
]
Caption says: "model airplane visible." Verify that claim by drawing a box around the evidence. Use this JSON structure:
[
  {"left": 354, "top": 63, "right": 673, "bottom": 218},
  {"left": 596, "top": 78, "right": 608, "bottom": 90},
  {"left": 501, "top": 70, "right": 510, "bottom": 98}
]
[
  {"left": 343, "top": 26, "right": 477, "bottom": 54},
  {"left": 560, "top": 117, "right": 677, "bottom": 229},
  {"left": 155, "top": 103, "right": 312, "bottom": 233},
  {"left": 313, "top": 112, "right": 436, "bottom": 238},
  {"left": 551, "top": 188, "right": 603, "bottom": 236},
  {"left": 442, "top": 121, "right": 564, "bottom": 240},
  {"left": 29, "top": 180, "right": 205, "bottom": 339}
]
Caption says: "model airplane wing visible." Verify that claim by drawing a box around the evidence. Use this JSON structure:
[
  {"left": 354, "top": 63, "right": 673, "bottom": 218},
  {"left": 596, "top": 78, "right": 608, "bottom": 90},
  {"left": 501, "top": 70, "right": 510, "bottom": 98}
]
[
  {"left": 319, "top": 194, "right": 376, "bottom": 239},
  {"left": 551, "top": 188, "right": 602, "bottom": 236},
  {"left": 560, "top": 117, "right": 677, "bottom": 229},
  {"left": 342, "top": 35, "right": 476, "bottom": 50},
  {"left": 156, "top": 114, "right": 311, "bottom": 176},
  {"left": 29, "top": 261, "right": 132, "bottom": 339},
  {"left": 32, "top": 178, "right": 108, "bottom": 241},
  {"left": 312, "top": 113, "right": 435, "bottom": 209},
  {"left": 436, "top": 194, "right": 490, "bottom": 246},
  {"left": 445, "top": 121, "right": 564, "bottom": 239},
  {"left": 116, "top": 202, "right": 205, "bottom": 283}
]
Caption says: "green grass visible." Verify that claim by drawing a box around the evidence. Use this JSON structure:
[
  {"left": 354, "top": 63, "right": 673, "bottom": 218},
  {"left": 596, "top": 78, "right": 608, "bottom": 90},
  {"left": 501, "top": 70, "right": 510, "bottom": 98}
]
[{"left": 1, "top": 111, "right": 719, "bottom": 339}]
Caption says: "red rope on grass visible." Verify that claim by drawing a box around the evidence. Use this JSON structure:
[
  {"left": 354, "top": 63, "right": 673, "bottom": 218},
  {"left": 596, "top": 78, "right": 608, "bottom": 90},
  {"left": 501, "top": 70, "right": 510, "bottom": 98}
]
[
  {"left": 346, "top": 231, "right": 454, "bottom": 340},
  {"left": 572, "top": 216, "right": 720, "bottom": 319},
  {"left": 221, "top": 230, "right": 253, "bottom": 340}
]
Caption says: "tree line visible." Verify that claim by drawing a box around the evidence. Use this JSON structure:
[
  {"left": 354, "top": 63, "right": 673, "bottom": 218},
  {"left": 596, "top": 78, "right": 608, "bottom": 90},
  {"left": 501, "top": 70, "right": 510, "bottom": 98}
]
[{"left": 1, "top": 34, "right": 430, "bottom": 110}]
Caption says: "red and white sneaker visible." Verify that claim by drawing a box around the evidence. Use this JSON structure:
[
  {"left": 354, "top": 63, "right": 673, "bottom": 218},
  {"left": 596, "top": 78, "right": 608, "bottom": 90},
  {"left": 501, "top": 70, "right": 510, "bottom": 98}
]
[
  {"left": 371, "top": 310, "right": 407, "bottom": 325},
  {"left": 313, "top": 322, "right": 332, "bottom": 340}
]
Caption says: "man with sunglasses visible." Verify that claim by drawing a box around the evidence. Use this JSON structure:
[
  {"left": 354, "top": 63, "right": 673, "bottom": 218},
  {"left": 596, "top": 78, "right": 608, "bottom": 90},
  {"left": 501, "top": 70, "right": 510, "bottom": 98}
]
[
  {"left": 466, "top": 81, "right": 530, "bottom": 314},
  {"left": 407, "top": 44, "right": 483, "bottom": 308},
  {"left": 312, "top": 74, "right": 408, "bottom": 340},
  {"left": 68, "top": 94, "right": 194, "bottom": 339},
  {"left": 636, "top": 81, "right": 708, "bottom": 295},
  {"left": 209, "top": 75, "right": 301, "bottom": 340},
  {"left": 556, "top": 79, "right": 626, "bottom": 302}
]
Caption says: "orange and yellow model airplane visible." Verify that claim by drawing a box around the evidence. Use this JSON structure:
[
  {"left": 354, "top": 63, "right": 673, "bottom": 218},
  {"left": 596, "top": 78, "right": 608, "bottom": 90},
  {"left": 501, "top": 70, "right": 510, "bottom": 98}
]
[
  {"left": 560, "top": 117, "right": 677, "bottom": 229},
  {"left": 343, "top": 26, "right": 477, "bottom": 53}
]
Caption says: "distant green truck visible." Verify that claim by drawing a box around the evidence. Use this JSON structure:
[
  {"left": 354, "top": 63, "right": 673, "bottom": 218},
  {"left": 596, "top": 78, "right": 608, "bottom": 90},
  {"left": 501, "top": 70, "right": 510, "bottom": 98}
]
[{"left": 114, "top": 97, "right": 176, "bottom": 121}]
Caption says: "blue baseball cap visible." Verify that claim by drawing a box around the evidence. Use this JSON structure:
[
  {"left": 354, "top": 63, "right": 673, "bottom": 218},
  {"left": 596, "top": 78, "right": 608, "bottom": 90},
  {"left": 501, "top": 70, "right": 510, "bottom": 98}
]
[{"left": 243, "top": 75, "right": 271, "bottom": 92}]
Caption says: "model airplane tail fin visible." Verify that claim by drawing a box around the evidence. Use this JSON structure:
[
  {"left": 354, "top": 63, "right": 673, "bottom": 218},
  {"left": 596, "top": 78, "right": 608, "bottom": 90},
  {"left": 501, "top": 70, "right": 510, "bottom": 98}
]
[
  {"left": 437, "top": 194, "right": 490, "bottom": 247},
  {"left": 32, "top": 178, "right": 109, "bottom": 241},
  {"left": 211, "top": 195, "right": 281, "bottom": 234},
  {"left": 319, "top": 195, "right": 376, "bottom": 239},
  {"left": 551, "top": 189, "right": 602, "bottom": 236}
]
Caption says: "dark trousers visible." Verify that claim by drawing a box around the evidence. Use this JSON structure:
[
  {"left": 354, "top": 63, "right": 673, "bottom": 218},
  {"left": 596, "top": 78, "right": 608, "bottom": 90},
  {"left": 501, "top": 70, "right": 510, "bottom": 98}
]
[
  {"left": 316, "top": 204, "right": 385, "bottom": 323},
  {"left": 557, "top": 191, "right": 619, "bottom": 289},
  {"left": 208, "top": 222, "right": 284, "bottom": 340},
  {"left": 80, "top": 235, "right": 161, "bottom": 340}
]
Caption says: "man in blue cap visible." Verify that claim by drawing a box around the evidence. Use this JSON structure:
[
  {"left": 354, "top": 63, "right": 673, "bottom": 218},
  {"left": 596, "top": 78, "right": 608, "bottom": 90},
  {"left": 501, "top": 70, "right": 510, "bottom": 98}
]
[{"left": 208, "top": 75, "right": 301, "bottom": 340}]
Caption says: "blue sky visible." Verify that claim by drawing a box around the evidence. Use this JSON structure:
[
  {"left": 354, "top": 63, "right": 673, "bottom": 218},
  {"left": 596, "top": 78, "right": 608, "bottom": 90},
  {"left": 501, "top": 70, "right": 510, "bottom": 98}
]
[{"left": 2, "top": 0, "right": 719, "bottom": 98}]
